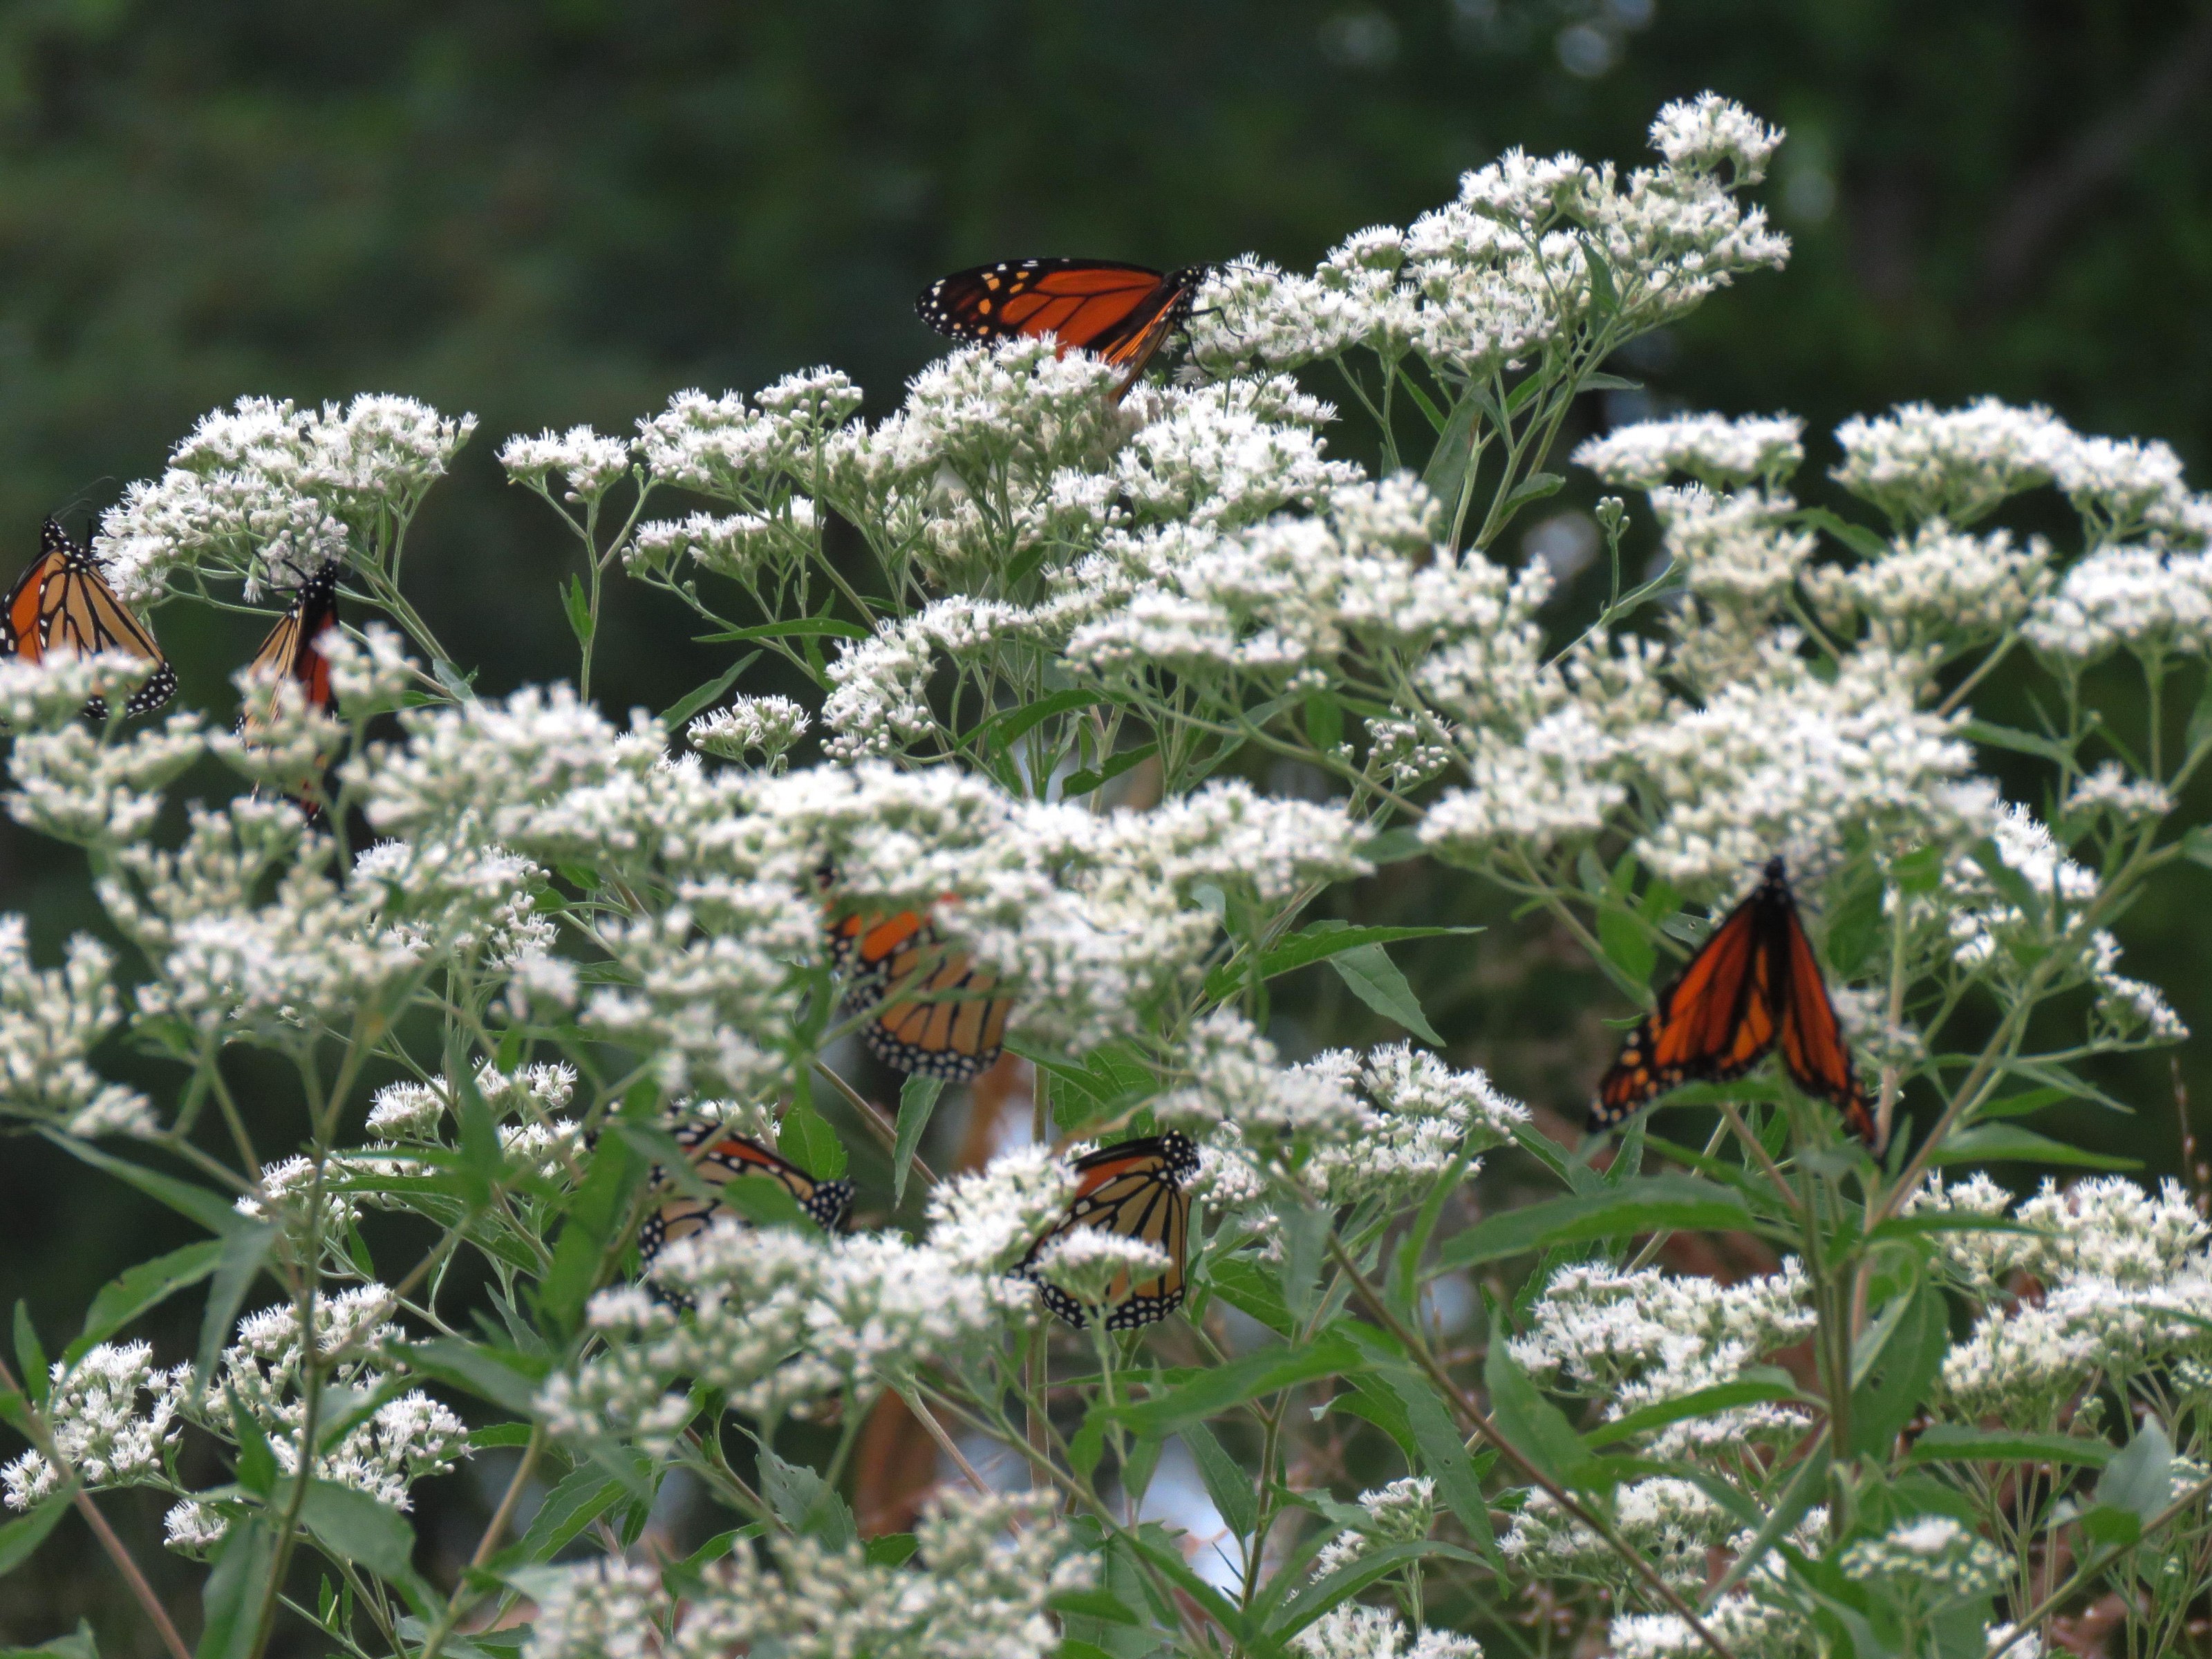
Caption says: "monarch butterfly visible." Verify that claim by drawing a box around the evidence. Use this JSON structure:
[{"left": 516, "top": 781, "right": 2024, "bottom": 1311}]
[
  {"left": 636, "top": 1121, "right": 855, "bottom": 1268},
  {"left": 915, "top": 259, "right": 1211, "bottom": 400},
  {"left": 1591, "top": 857, "right": 1878, "bottom": 1147},
  {"left": 1, "top": 520, "right": 176, "bottom": 720},
  {"left": 239, "top": 564, "right": 341, "bottom": 736},
  {"left": 1016, "top": 1132, "right": 1200, "bottom": 1330},
  {"left": 828, "top": 906, "right": 1015, "bottom": 1083}
]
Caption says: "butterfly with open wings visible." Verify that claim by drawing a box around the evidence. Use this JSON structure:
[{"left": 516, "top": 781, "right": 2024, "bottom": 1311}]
[
  {"left": 1591, "top": 857, "right": 1879, "bottom": 1148},
  {"left": 916, "top": 258, "right": 1211, "bottom": 402}
]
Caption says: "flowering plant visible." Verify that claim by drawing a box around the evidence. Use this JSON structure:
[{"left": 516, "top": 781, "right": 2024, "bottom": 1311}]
[{"left": 3, "top": 93, "right": 2210, "bottom": 1659}]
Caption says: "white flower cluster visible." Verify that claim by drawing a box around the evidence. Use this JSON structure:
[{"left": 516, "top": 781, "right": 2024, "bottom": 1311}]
[
  {"left": 525, "top": 1489, "right": 1090, "bottom": 1659},
  {"left": 1509, "top": 1258, "right": 1814, "bottom": 1455},
  {"left": 1293, "top": 1606, "right": 1480, "bottom": 1659},
  {"left": 170, "top": 1284, "right": 466, "bottom": 1545},
  {"left": 97, "top": 394, "right": 475, "bottom": 600},
  {"left": 1574, "top": 412, "right": 1803, "bottom": 491},
  {"left": 1188, "top": 96, "right": 1787, "bottom": 379},
  {"left": 1915, "top": 1176, "right": 2212, "bottom": 1417},
  {"left": 688, "top": 695, "right": 810, "bottom": 767},
  {"left": 546, "top": 1148, "right": 1072, "bottom": 1427},
  {"left": 1839, "top": 1515, "right": 2007, "bottom": 1600},
  {"left": 1173, "top": 1029, "right": 1526, "bottom": 1207},
  {"left": 0, "top": 915, "right": 153, "bottom": 1136},
  {"left": 1, "top": 1342, "right": 186, "bottom": 1512},
  {"left": 1312, "top": 1475, "right": 1437, "bottom": 1577}
]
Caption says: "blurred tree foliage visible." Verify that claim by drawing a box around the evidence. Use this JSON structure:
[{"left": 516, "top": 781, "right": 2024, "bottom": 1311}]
[{"left": 0, "top": 0, "right": 2207, "bottom": 1642}]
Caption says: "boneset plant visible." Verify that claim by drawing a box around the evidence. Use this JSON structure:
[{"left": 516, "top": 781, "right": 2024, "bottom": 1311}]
[{"left": 1, "top": 93, "right": 2209, "bottom": 1659}]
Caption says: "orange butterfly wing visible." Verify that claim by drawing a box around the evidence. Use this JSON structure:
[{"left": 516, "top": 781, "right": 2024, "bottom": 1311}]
[
  {"left": 1591, "top": 859, "right": 1875, "bottom": 1147},
  {"left": 7, "top": 521, "right": 176, "bottom": 719},
  {"left": 916, "top": 259, "right": 1208, "bottom": 393},
  {"left": 1018, "top": 1133, "right": 1199, "bottom": 1330},
  {"left": 638, "top": 1127, "right": 853, "bottom": 1267},
  {"left": 1593, "top": 890, "right": 1772, "bottom": 1127},
  {"left": 829, "top": 903, "right": 1015, "bottom": 1083},
  {"left": 1776, "top": 905, "right": 1877, "bottom": 1145}
]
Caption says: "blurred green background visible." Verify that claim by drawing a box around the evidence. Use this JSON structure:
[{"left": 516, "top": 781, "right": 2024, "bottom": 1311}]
[{"left": 0, "top": 0, "right": 2208, "bottom": 1644}]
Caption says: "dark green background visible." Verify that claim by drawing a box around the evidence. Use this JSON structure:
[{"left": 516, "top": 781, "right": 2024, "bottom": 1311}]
[{"left": 0, "top": 0, "right": 2207, "bottom": 1644}]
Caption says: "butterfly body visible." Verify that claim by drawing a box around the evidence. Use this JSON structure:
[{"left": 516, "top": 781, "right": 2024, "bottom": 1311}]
[
  {"left": 830, "top": 904, "right": 1014, "bottom": 1082},
  {"left": 2, "top": 520, "right": 176, "bottom": 720},
  {"left": 1018, "top": 1131, "right": 1200, "bottom": 1330},
  {"left": 916, "top": 257, "right": 1210, "bottom": 398},
  {"left": 1591, "top": 857, "right": 1877, "bottom": 1147},
  {"left": 637, "top": 1123, "right": 854, "bottom": 1268}
]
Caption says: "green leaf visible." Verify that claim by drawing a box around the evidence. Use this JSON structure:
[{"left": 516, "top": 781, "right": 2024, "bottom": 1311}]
[
  {"left": 1060, "top": 741, "right": 1158, "bottom": 799},
  {"left": 301, "top": 1480, "right": 416, "bottom": 1582},
  {"left": 195, "top": 1224, "right": 279, "bottom": 1405},
  {"left": 229, "top": 1388, "right": 278, "bottom": 1498},
  {"left": 1976, "top": 1086, "right": 2072, "bottom": 1120},
  {"left": 11, "top": 1307, "right": 45, "bottom": 1408},
  {"left": 1302, "top": 688, "right": 1344, "bottom": 753},
  {"left": 561, "top": 574, "right": 593, "bottom": 648},
  {"left": 1203, "top": 922, "right": 1481, "bottom": 1004},
  {"left": 1960, "top": 718, "right": 2072, "bottom": 765},
  {"left": 892, "top": 1076, "right": 944, "bottom": 1208},
  {"left": 1849, "top": 1285, "right": 1947, "bottom": 1459},
  {"left": 432, "top": 657, "right": 478, "bottom": 703},
  {"left": 1112, "top": 1335, "right": 1360, "bottom": 1436},
  {"left": 1792, "top": 505, "right": 1891, "bottom": 561},
  {"left": 402, "top": 1339, "right": 548, "bottom": 1417},
  {"left": 1328, "top": 942, "right": 1444, "bottom": 1044},
  {"left": 1436, "top": 1177, "right": 1755, "bottom": 1271},
  {"left": 41, "top": 1134, "right": 247, "bottom": 1236},
  {"left": 0, "top": 1616, "right": 96, "bottom": 1659},
  {"left": 196, "top": 1517, "right": 274, "bottom": 1659},
  {"left": 1906, "top": 1426, "right": 2114, "bottom": 1468},
  {"left": 509, "top": 1467, "right": 627, "bottom": 1564},
  {"left": 962, "top": 687, "right": 1103, "bottom": 753},
  {"left": 776, "top": 1098, "right": 847, "bottom": 1181},
  {"left": 1358, "top": 827, "right": 1425, "bottom": 865},
  {"left": 863, "top": 1533, "right": 918, "bottom": 1568},
  {"left": 1582, "top": 1372, "right": 1801, "bottom": 1448},
  {"left": 1270, "top": 1541, "right": 1471, "bottom": 1638},
  {"left": 536, "top": 1093, "right": 655, "bottom": 1339},
  {"left": 659, "top": 649, "right": 762, "bottom": 729},
  {"left": 1497, "top": 471, "right": 1566, "bottom": 517},
  {"left": 1418, "top": 395, "right": 1483, "bottom": 512},
  {"left": 1483, "top": 1315, "right": 1597, "bottom": 1490},
  {"left": 1928, "top": 1123, "right": 2141, "bottom": 1171},
  {"left": 1181, "top": 1422, "right": 1257, "bottom": 1540},
  {"left": 2094, "top": 1421, "right": 2175, "bottom": 1538},
  {"left": 757, "top": 1448, "right": 856, "bottom": 1550},
  {"left": 1356, "top": 1346, "right": 1497, "bottom": 1560},
  {"left": 0, "top": 1494, "right": 70, "bottom": 1577},
  {"left": 1048, "top": 1588, "right": 1142, "bottom": 1627},
  {"left": 1202, "top": 1257, "right": 1293, "bottom": 1338},
  {"left": 1595, "top": 908, "right": 1654, "bottom": 986},
  {"left": 68, "top": 1239, "right": 225, "bottom": 1364},
  {"left": 691, "top": 615, "right": 872, "bottom": 644}
]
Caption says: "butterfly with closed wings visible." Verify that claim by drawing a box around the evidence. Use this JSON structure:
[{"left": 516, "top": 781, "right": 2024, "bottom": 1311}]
[
  {"left": 916, "top": 258, "right": 1212, "bottom": 402},
  {"left": 1016, "top": 1132, "right": 1201, "bottom": 1330},
  {"left": 1590, "top": 856, "right": 1879, "bottom": 1148},
  {"left": 637, "top": 1120, "right": 854, "bottom": 1271},
  {"left": 1, "top": 519, "right": 176, "bottom": 721},
  {"left": 828, "top": 904, "right": 1015, "bottom": 1083}
]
